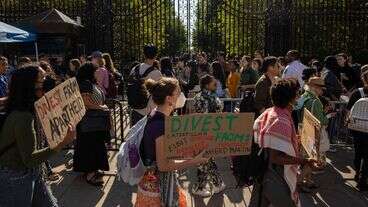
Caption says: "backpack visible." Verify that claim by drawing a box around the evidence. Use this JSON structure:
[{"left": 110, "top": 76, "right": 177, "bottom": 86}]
[
  {"left": 127, "top": 65, "right": 156, "bottom": 109},
  {"left": 348, "top": 88, "right": 368, "bottom": 133},
  {"left": 117, "top": 116, "right": 148, "bottom": 185},
  {"left": 239, "top": 89, "right": 256, "bottom": 112},
  {"left": 232, "top": 89, "right": 267, "bottom": 186},
  {"left": 106, "top": 72, "right": 118, "bottom": 98},
  {"left": 232, "top": 140, "right": 269, "bottom": 186}
]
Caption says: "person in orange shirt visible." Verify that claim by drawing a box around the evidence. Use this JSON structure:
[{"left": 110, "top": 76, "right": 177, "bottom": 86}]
[{"left": 227, "top": 60, "right": 241, "bottom": 98}]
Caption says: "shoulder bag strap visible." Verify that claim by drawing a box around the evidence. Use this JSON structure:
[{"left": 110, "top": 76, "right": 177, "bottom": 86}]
[
  {"left": 134, "top": 65, "right": 141, "bottom": 78},
  {"left": 358, "top": 88, "right": 366, "bottom": 98},
  {"left": 142, "top": 66, "right": 156, "bottom": 78}
]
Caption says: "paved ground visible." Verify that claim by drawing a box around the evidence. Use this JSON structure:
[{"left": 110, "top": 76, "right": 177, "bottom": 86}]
[{"left": 49, "top": 145, "right": 368, "bottom": 207}]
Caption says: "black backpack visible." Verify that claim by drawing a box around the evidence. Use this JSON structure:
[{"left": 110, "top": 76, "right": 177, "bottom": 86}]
[
  {"left": 232, "top": 138, "right": 269, "bottom": 187},
  {"left": 127, "top": 65, "right": 156, "bottom": 109},
  {"left": 233, "top": 90, "right": 268, "bottom": 187},
  {"left": 239, "top": 89, "right": 256, "bottom": 113}
]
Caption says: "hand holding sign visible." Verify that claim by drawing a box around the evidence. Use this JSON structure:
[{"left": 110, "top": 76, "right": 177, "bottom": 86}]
[
  {"left": 192, "top": 150, "right": 210, "bottom": 165},
  {"left": 53, "top": 124, "right": 76, "bottom": 152},
  {"left": 35, "top": 78, "right": 86, "bottom": 148}
]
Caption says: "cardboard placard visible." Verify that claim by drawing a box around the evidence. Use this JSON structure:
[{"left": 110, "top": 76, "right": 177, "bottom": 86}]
[
  {"left": 34, "top": 78, "right": 86, "bottom": 148},
  {"left": 164, "top": 113, "right": 254, "bottom": 159},
  {"left": 301, "top": 108, "right": 321, "bottom": 159}
]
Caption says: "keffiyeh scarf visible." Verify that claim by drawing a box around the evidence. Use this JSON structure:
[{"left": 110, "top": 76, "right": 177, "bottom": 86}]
[{"left": 254, "top": 107, "right": 300, "bottom": 206}]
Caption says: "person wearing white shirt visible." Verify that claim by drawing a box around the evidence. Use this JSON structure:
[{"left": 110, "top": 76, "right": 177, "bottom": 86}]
[
  {"left": 282, "top": 50, "right": 307, "bottom": 87},
  {"left": 129, "top": 45, "right": 163, "bottom": 126}
]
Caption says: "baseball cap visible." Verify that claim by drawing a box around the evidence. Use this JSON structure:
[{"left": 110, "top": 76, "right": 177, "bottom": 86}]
[{"left": 91, "top": 51, "right": 102, "bottom": 59}]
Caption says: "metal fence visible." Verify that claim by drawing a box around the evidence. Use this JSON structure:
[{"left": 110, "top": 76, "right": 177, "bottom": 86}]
[
  {"left": 1, "top": 0, "right": 368, "bottom": 62},
  {"left": 177, "top": 97, "right": 243, "bottom": 114},
  {"left": 106, "top": 99, "right": 130, "bottom": 151}
]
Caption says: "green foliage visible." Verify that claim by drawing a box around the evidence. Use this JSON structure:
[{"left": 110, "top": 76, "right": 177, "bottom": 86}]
[
  {"left": 112, "top": 0, "right": 188, "bottom": 62},
  {"left": 193, "top": 0, "right": 266, "bottom": 56},
  {"left": 2, "top": 0, "right": 368, "bottom": 61},
  {"left": 193, "top": 0, "right": 368, "bottom": 58}
]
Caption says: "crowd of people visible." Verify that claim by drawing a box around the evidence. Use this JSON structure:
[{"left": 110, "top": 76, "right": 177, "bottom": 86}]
[{"left": 0, "top": 43, "right": 367, "bottom": 207}]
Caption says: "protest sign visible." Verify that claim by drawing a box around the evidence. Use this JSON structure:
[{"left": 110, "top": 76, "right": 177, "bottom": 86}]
[
  {"left": 35, "top": 78, "right": 86, "bottom": 148},
  {"left": 164, "top": 113, "right": 254, "bottom": 159},
  {"left": 301, "top": 108, "right": 321, "bottom": 159}
]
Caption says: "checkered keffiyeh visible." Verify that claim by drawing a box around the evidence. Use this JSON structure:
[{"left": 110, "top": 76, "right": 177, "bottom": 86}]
[{"left": 254, "top": 107, "right": 301, "bottom": 206}]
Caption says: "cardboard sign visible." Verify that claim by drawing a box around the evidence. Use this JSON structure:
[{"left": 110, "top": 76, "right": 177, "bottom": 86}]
[
  {"left": 35, "top": 78, "right": 86, "bottom": 148},
  {"left": 164, "top": 113, "right": 254, "bottom": 159},
  {"left": 301, "top": 108, "right": 321, "bottom": 159}
]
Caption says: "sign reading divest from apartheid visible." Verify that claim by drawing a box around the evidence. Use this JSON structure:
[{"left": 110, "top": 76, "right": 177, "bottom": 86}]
[
  {"left": 35, "top": 78, "right": 86, "bottom": 148},
  {"left": 301, "top": 109, "right": 321, "bottom": 159},
  {"left": 164, "top": 113, "right": 254, "bottom": 159}
]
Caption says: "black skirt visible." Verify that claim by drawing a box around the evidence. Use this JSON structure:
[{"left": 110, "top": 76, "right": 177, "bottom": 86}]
[{"left": 73, "top": 127, "right": 110, "bottom": 173}]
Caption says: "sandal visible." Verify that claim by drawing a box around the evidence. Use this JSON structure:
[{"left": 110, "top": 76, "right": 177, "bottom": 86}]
[{"left": 85, "top": 173, "right": 104, "bottom": 186}]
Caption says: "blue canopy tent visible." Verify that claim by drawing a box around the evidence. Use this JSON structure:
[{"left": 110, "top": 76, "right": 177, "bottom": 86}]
[{"left": 0, "top": 21, "right": 39, "bottom": 61}]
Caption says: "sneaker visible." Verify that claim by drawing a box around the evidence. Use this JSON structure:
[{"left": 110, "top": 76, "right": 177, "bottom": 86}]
[
  {"left": 192, "top": 186, "right": 211, "bottom": 197},
  {"left": 213, "top": 182, "right": 226, "bottom": 194}
]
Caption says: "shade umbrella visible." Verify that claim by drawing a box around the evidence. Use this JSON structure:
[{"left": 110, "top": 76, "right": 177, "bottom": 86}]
[
  {"left": 0, "top": 21, "right": 36, "bottom": 43},
  {"left": 0, "top": 21, "right": 39, "bottom": 61},
  {"left": 16, "top": 8, "right": 84, "bottom": 34}
]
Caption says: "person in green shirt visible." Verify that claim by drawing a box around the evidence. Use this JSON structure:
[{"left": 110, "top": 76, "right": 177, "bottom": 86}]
[
  {"left": 0, "top": 65, "right": 75, "bottom": 207},
  {"left": 240, "top": 55, "right": 259, "bottom": 86},
  {"left": 301, "top": 77, "right": 329, "bottom": 126},
  {"left": 299, "top": 77, "right": 330, "bottom": 191}
]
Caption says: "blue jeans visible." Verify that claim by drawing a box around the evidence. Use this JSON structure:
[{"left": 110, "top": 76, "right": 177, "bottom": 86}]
[{"left": 0, "top": 167, "right": 58, "bottom": 207}]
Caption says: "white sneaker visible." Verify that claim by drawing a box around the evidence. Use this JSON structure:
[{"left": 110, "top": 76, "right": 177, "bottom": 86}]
[
  {"left": 213, "top": 182, "right": 226, "bottom": 194},
  {"left": 192, "top": 187, "right": 211, "bottom": 197}
]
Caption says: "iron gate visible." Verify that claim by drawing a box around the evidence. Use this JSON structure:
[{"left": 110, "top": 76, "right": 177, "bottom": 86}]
[{"left": 1, "top": 0, "right": 368, "bottom": 62}]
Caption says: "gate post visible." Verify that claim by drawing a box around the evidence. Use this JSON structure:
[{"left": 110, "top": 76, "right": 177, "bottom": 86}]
[
  {"left": 265, "top": 0, "right": 292, "bottom": 56},
  {"left": 85, "top": 0, "right": 114, "bottom": 54}
]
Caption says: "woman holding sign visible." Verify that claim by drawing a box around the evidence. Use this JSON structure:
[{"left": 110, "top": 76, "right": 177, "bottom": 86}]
[
  {"left": 135, "top": 77, "right": 208, "bottom": 207},
  {"left": 250, "top": 79, "right": 318, "bottom": 207},
  {"left": 0, "top": 65, "right": 76, "bottom": 207}
]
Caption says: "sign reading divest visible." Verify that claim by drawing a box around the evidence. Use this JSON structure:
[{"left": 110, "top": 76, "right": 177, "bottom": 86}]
[
  {"left": 164, "top": 113, "right": 254, "bottom": 159},
  {"left": 301, "top": 108, "right": 321, "bottom": 159},
  {"left": 35, "top": 78, "right": 86, "bottom": 148}
]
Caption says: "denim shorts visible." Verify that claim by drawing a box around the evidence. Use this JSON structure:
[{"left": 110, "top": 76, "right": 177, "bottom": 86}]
[{"left": 0, "top": 166, "right": 58, "bottom": 207}]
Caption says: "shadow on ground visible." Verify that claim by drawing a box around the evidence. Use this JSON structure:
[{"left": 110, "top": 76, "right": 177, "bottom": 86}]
[{"left": 49, "top": 147, "right": 368, "bottom": 207}]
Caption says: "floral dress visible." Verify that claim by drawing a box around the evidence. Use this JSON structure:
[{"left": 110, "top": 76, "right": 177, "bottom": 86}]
[
  {"left": 193, "top": 90, "right": 224, "bottom": 191},
  {"left": 193, "top": 89, "right": 223, "bottom": 113}
]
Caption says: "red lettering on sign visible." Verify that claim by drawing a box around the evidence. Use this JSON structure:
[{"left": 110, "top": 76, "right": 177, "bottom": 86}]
[
  {"left": 36, "top": 101, "right": 51, "bottom": 120},
  {"left": 48, "top": 89, "right": 62, "bottom": 109}
]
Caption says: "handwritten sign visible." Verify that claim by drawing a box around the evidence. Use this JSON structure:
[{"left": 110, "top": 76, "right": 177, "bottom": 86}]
[
  {"left": 35, "top": 78, "right": 86, "bottom": 148},
  {"left": 301, "top": 109, "right": 321, "bottom": 159},
  {"left": 164, "top": 113, "right": 254, "bottom": 159}
]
